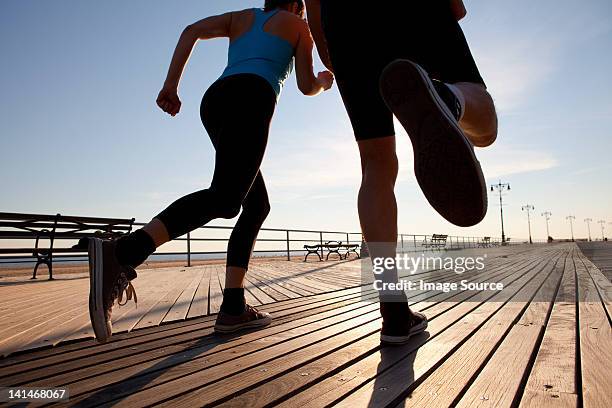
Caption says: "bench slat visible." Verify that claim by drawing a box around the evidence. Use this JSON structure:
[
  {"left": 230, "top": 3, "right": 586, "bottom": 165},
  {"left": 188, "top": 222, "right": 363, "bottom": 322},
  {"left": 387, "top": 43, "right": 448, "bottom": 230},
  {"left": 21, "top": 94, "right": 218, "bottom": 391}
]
[{"left": 0, "top": 212, "right": 133, "bottom": 225}]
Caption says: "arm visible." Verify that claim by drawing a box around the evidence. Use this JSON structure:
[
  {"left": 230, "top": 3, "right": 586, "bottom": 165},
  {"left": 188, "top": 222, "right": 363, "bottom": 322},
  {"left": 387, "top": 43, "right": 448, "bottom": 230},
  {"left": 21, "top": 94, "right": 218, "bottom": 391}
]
[
  {"left": 157, "top": 13, "right": 232, "bottom": 116},
  {"left": 294, "top": 19, "right": 333, "bottom": 96},
  {"left": 450, "top": 0, "right": 467, "bottom": 21},
  {"left": 304, "top": 0, "right": 333, "bottom": 72}
]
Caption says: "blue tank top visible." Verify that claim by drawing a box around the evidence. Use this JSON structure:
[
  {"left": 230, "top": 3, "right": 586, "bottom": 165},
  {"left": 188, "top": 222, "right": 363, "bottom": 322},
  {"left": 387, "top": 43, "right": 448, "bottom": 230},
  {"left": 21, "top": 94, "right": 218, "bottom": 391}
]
[{"left": 219, "top": 8, "right": 295, "bottom": 98}]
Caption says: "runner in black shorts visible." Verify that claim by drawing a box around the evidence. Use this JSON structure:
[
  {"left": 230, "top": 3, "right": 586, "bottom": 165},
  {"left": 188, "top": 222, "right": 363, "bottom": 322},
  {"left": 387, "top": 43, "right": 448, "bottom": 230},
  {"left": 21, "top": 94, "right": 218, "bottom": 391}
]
[{"left": 305, "top": 0, "right": 498, "bottom": 344}]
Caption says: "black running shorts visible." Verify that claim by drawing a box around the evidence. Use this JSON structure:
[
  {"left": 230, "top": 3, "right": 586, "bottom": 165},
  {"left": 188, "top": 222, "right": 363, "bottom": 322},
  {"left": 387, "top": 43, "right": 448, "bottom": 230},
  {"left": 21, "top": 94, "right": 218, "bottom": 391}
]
[{"left": 320, "top": 1, "right": 486, "bottom": 141}]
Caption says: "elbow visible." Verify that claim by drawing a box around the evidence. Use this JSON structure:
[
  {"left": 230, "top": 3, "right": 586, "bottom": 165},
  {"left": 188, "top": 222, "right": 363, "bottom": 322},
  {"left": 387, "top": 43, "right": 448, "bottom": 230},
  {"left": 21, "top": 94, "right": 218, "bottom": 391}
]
[
  {"left": 299, "top": 86, "right": 315, "bottom": 96},
  {"left": 298, "top": 83, "right": 314, "bottom": 96},
  {"left": 298, "top": 78, "right": 319, "bottom": 96},
  {"left": 182, "top": 24, "right": 199, "bottom": 40}
]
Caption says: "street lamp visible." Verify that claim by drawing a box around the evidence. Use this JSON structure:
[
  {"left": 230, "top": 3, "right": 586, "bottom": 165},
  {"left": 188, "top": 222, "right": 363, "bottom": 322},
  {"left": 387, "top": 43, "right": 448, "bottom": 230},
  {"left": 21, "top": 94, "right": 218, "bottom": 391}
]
[
  {"left": 584, "top": 218, "right": 593, "bottom": 242},
  {"left": 491, "top": 181, "right": 510, "bottom": 244},
  {"left": 542, "top": 211, "right": 552, "bottom": 242},
  {"left": 566, "top": 215, "right": 576, "bottom": 242},
  {"left": 522, "top": 205, "right": 535, "bottom": 244},
  {"left": 598, "top": 220, "right": 607, "bottom": 241}
]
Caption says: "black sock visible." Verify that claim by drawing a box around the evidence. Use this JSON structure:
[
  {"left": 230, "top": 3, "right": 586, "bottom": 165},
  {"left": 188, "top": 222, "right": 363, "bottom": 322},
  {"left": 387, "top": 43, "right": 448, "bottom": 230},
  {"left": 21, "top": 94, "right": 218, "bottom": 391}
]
[
  {"left": 115, "top": 229, "right": 156, "bottom": 268},
  {"left": 220, "top": 288, "right": 246, "bottom": 316}
]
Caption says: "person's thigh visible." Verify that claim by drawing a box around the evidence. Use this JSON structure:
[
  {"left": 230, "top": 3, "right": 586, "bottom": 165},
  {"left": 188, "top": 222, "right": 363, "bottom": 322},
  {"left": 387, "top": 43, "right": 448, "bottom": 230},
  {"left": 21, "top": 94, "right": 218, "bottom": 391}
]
[
  {"left": 320, "top": 1, "right": 486, "bottom": 141},
  {"left": 204, "top": 75, "right": 276, "bottom": 201}
]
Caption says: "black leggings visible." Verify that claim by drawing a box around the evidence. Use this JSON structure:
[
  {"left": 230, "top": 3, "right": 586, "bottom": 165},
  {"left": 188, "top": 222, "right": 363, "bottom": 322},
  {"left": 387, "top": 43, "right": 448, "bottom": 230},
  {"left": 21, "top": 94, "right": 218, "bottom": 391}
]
[{"left": 156, "top": 74, "right": 276, "bottom": 269}]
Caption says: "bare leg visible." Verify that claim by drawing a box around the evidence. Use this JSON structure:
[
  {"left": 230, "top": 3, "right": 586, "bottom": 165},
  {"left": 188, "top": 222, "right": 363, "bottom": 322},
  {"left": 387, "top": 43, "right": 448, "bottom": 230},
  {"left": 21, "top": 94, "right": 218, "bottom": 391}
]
[
  {"left": 142, "top": 218, "right": 170, "bottom": 248},
  {"left": 225, "top": 266, "right": 247, "bottom": 288},
  {"left": 357, "top": 136, "right": 400, "bottom": 288},
  {"left": 454, "top": 82, "right": 498, "bottom": 147}
]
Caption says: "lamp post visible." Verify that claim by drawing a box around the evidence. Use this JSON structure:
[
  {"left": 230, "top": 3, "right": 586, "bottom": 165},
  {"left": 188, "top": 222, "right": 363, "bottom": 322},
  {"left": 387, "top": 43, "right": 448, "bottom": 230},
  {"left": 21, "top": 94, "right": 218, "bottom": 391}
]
[
  {"left": 584, "top": 218, "right": 593, "bottom": 242},
  {"left": 566, "top": 215, "right": 576, "bottom": 242},
  {"left": 598, "top": 220, "right": 606, "bottom": 241},
  {"left": 522, "top": 205, "right": 535, "bottom": 244},
  {"left": 491, "top": 181, "right": 510, "bottom": 244},
  {"left": 542, "top": 211, "right": 552, "bottom": 242}
]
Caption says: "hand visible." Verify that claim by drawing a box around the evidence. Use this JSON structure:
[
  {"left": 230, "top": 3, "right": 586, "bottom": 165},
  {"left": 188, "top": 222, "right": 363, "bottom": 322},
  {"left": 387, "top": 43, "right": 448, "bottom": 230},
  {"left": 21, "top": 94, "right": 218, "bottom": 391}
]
[
  {"left": 156, "top": 87, "right": 182, "bottom": 116},
  {"left": 317, "top": 70, "right": 334, "bottom": 91},
  {"left": 450, "top": 0, "right": 467, "bottom": 21}
]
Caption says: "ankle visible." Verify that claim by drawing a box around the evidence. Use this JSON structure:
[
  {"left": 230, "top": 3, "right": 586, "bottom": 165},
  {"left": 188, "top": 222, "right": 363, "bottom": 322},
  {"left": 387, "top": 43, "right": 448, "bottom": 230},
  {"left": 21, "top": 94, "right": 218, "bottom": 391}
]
[
  {"left": 115, "top": 229, "right": 156, "bottom": 268},
  {"left": 220, "top": 288, "right": 246, "bottom": 316}
]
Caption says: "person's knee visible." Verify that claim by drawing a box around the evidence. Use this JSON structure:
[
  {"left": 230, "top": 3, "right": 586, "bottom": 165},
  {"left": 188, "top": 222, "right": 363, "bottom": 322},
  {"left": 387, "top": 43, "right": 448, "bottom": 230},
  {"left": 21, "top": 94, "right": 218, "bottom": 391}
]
[
  {"left": 457, "top": 83, "right": 498, "bottom": 147},
  {"left": 251, "top": 196, "right": 271, "bottom": 221},
  {"left": 210, "top": 189, "right": 243, "bottom": 219},
  {"left": 469, "top": 110, "right": 498, "bottom": 147},
  {"left": 358, "top": 136, "right": 399, "bottom": 186},
  {"left": 240, "top": 192, "right": 271, "bottom": 224},
  {"left": 218, "top": 204, "right": 241, "bottom": 219}
]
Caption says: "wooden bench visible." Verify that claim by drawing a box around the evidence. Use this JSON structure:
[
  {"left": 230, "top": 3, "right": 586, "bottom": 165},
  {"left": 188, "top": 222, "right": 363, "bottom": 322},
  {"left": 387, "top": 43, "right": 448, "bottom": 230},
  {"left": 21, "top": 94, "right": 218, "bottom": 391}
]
[
  {"left": 303, "top": 241, "right": 360, "bottom": 262},
  {"left": 478, "top": 236, "right": 492, "bottom": 247},
  {"left": 422, "top": 234, "right": 448, "bottom": 249},
  {"left": 0, "top": 212, "right": 135, "bottom": 280}
]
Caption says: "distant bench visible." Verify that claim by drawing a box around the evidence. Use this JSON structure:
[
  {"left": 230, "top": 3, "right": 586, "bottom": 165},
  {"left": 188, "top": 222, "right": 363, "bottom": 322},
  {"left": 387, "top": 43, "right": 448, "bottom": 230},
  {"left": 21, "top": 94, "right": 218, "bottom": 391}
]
[
  {"left": 304, "top": 241, "right": 360, "bottom": 262},
  {"left": 422, "top": 234, "right": 448, "bottom": 249},
  {"left": 0, "top": 212, "right": 135, "bottom": 280},
  {"left": 478, "top": 236, "right": 492, "bottom": 247}
]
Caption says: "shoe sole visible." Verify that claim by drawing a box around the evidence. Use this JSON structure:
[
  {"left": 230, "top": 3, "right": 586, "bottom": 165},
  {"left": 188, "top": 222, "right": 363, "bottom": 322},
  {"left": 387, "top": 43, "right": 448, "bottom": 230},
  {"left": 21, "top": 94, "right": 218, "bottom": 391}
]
[
  {"left": 88, "top": 238, "right": 111, "bottom": 343},
  {"left": 380, "top": 60, "right": 487, "bottom": 227},
  {"left": 380, "top": 319, "right": 429, "bottom": 345},
  {"left": 214, "top": 315, "right": 272, "bottom": 334}
]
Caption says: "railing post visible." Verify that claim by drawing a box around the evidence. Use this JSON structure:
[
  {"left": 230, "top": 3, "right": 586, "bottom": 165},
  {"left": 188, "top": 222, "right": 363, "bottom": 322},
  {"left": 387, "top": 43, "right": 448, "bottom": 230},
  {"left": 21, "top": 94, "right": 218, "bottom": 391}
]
[
  {"left": 346, "top": 232, "right": 350, "bottom": 245},
  {"left": 401, "top": 234, "right": 404, "bottom": 251},
  {"left": 186, "top": 232, "right": 191, "bottom": 267},
  {"left": 320, "top": 231, "right": 324, "bottom": 259},
  {"left": 286, "top": 230, "right": 291, "bottom": 261},
  {"left": 413, "top": 235, "right": 417, "bottom": 250}
]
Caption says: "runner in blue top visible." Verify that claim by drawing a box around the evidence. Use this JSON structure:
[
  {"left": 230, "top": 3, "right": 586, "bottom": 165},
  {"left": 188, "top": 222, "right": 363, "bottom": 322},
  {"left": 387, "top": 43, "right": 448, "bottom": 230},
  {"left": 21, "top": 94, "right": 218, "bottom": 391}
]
[{"left": 87, "top": 0, "right": 334, "bottom": 342}]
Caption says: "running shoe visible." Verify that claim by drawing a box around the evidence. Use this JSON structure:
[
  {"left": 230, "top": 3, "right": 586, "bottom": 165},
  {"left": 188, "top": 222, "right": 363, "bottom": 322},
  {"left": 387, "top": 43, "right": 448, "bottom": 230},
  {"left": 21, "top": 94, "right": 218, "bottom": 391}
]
[
  {"left": 379, "top": 301, "right": 428, "bottom": 345},
  {"left": 380, "top": 59, "right": 487, "bottom": 227},
  {"left": 214, "top": 304, "right": 272, "bottom": 334},
  {"left": 88, "top": 238, "right": 138, "bottom": 343}
]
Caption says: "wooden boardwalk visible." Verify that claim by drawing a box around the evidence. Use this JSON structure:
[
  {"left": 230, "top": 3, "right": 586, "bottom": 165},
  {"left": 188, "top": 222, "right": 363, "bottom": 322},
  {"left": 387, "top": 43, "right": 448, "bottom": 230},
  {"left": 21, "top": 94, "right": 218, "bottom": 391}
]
[
  {"left": 578, "top": 241, "right": 612, "bottom": 280},
  {"left": 0, "top": 243, "right": 610, "bottom": 407},
  {"left": 0, "top": 257, "right": 365, "bottom": 357}
]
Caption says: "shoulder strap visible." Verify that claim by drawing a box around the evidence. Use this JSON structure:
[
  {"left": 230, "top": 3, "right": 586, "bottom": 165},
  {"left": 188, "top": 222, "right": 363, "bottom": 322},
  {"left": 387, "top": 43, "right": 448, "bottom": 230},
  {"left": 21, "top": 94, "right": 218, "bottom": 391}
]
[{"left": 256, "top": 8, "right": 279, "bottom": 29}]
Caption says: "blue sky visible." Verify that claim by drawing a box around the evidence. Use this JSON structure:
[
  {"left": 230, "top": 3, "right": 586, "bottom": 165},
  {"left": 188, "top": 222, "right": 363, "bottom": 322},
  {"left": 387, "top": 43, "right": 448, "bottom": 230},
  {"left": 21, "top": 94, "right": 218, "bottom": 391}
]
[{"left": 1, "top": 0, "right": 611, "bottom": 244}]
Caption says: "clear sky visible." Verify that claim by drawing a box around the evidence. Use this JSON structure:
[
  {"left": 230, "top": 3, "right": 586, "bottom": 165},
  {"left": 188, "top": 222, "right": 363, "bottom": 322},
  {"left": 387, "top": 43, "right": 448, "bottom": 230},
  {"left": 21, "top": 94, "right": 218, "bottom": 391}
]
[{"left": 1, "top": 0, "right": 611, "bottom": 243}]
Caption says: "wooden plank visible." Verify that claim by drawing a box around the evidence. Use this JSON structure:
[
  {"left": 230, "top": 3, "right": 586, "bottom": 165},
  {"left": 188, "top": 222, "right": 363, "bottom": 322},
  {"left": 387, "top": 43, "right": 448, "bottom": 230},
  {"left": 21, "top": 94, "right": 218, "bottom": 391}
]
[
  {"left": 247, "top": 267, "right": 305, "bottom": 298},
  {"left": 452, "top": 251, "right": 567, "bottom": 408},
  {"left": 252, "top": 264, "right": 320, "bottom": 295},
  {"left": 244, "top": 274, "right": 289, "bottom": 302},
  {"left": 185, "top": 267, "right": 209, "bottom": 319},
  {"left": 110, "top": 268, "right": 184, "bottom": 334},
  {"left": 52, "top": 302, "right": 383, "bottom": 405},
  {"left": 280, "top": 248, "right": 560, "bottom": 407},
  {"left": 14, "top": 257, "right": 490, "bottom": 396},
  {"left": 333, "top": 249, "right": 563, "bottom": 408},
  {"left": 395, "top": 252, "right": 567, "bottom": 408},
  {"left": 0, "top": 286, "right": 369, "bottom": 373},
  {"left": 575, "top": 252, "right": 612, "bottom": 408},
  {"left": 162, "top": 269, "right": 203, "bottom": 323},
  {"left": 219, "top": 253, "right": 544, "bottom": 407},
  {"left": 208, "top": 265, "right": 224, "bottom": 314},
  {"left": 518, "top": 254, "right": 578, "bottom": 407},
  {"left": 1, "top": 291, "right": 378, "bottom": 387}
]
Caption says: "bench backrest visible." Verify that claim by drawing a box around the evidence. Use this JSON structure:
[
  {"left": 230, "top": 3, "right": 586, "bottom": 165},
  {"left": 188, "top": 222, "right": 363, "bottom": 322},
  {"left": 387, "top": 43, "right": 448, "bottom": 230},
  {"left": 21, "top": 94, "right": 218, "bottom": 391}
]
[
  {"left": 0, "top": 212, "right": 135, "bottom": 241},
  {"left": 431, "top": 234, "right": 448, "bottom": 241}
]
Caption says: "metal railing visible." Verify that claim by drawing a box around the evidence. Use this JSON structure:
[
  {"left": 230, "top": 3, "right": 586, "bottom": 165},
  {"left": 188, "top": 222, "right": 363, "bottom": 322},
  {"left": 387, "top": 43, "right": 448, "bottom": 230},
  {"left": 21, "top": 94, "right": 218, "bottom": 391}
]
[{"left": 0, "top": 218, "right": 505, "bottom": 267}]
